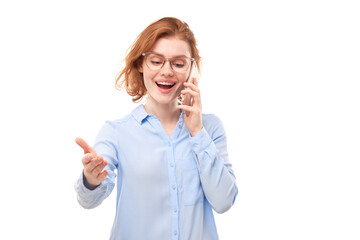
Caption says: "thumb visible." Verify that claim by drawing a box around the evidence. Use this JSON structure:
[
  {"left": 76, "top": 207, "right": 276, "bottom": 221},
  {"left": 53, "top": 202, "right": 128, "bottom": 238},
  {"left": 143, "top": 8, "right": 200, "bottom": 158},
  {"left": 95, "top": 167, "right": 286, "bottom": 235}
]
[{"left": 75, "top": 137, "right": 97, "bottom": 155}]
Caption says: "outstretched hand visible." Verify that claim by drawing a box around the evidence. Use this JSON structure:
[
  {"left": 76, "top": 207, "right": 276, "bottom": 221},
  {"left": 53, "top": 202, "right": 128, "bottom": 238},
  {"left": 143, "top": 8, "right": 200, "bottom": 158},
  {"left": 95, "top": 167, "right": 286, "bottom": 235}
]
[{"left": 75, "top": 137, "right": 108, "bottom": 188}]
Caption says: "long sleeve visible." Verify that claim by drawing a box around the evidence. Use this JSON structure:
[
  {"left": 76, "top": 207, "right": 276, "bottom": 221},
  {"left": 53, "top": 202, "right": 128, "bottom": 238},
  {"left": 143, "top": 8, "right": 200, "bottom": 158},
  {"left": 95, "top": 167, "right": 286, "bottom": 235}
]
[
  {"left": 74, "top": 105, "right": 236, "bottom": 239},
  {"left": 74, "top": 121, "right": 118, "bottom": 209},
  {"left": 190, "top": 115, "right": 238, "bottom": 213}
]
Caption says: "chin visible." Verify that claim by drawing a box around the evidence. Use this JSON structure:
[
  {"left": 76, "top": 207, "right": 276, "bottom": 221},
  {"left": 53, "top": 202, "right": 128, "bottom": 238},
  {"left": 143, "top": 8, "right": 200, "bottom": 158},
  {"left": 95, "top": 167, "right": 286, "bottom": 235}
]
[
  {"left": 148, "top": 92, "right": 179, "bottom": 105},
  {"left": 155, "top": 96, "right": 177, "bottom": 105}
]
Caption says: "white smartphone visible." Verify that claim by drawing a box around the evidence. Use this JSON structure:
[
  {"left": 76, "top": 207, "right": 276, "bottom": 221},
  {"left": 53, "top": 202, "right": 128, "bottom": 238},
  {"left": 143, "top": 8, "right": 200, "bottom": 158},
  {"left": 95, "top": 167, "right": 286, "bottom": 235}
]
[
  {"left": 188, "top": 61, "right": 199, "bottom": 84},
  {"left": 182, "top": 62, "right": 199, "bottom": 108}
]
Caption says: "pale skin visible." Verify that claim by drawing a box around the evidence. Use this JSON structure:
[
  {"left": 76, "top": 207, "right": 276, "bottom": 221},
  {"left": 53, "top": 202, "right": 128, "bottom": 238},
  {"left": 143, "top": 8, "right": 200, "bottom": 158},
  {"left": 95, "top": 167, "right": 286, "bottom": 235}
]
[
  {"left": 75, "top": 137, "right": 108, "bottom": 187},
  {"left": 76, "top": 36, "right": 203, "bottom": 188}
]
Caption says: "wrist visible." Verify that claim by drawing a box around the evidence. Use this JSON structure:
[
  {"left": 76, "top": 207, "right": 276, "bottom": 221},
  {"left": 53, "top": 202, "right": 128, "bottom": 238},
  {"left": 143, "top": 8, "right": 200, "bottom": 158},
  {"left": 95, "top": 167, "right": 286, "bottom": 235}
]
[
  {"left": 83, "top": 171, "right": 100, "bottom": 190},
  {"left": 190, "top": 127, "right": 203, "bottom": 137}
]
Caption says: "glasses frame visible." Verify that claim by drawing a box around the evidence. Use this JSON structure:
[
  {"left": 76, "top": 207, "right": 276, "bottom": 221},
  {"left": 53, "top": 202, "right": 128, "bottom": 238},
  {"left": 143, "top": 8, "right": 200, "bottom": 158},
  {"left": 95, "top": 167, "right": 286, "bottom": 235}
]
[{"left": 142, "top": 52, "right": 195, "bottom": 73}]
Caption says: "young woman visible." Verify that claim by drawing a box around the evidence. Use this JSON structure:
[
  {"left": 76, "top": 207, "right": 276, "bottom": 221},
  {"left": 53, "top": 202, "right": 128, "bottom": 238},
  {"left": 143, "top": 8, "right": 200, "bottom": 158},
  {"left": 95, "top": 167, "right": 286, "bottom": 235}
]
[{"left": 75, "top": 17, "right": 238, "bottom": 240}]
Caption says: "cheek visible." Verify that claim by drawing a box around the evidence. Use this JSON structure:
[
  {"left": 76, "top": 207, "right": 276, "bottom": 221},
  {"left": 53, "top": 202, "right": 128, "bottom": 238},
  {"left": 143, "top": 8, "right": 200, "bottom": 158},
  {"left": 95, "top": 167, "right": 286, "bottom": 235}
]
[
  {"left": 178, "top": 72, "right": 189, "bottom": 84},
  {"left": 176, "top": 75, "right": 188, "bottom": 93},
  {"left": 143, "top": 69, "right": 155, "bottom": 85}
]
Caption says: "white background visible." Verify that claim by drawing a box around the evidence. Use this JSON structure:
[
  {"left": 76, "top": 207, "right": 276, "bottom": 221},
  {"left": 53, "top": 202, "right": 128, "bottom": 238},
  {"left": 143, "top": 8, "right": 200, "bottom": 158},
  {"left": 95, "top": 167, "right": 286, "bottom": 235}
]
[{"left": 1, "top": 0, "right": 359, "bottom": 239}]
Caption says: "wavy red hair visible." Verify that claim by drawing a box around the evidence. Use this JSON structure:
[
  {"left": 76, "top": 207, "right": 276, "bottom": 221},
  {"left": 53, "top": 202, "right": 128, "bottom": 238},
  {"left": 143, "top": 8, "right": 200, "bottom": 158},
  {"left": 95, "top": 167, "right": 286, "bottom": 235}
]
[{"left": 115, "top": 17, "right": 201, "bottom": 102}]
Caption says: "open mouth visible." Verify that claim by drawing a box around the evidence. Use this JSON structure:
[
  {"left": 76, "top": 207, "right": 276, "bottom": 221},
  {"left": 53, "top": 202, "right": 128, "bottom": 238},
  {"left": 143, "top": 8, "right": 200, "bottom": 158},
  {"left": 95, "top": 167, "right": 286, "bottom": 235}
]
[{"left": 155, "top": 81, "right": 176, "bottom": 89}]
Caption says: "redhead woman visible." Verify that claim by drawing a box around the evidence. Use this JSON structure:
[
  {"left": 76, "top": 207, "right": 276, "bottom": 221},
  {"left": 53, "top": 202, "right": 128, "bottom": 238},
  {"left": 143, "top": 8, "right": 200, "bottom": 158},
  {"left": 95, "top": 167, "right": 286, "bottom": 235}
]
[{"left": 75, "top": 17, "right": 238, "bottom": 240}]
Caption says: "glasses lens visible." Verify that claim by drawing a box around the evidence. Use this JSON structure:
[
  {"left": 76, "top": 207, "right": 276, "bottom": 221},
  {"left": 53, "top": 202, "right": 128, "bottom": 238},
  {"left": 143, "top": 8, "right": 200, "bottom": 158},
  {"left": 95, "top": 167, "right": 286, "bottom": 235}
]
[
  {"left": 145, "top": 54, "right": 164, "bottom": 71},
  {"left": 144, "top": 53, "right": 192, "bottom": 73},
  {"left": 171, "top": 58, "right": 190, "bottom": 73}
]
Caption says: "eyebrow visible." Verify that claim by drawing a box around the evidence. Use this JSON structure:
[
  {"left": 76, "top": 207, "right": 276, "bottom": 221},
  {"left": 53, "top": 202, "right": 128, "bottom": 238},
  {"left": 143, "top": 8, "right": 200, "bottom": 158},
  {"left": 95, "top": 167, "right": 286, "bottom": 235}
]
[{"left": 148, "top": 51, "right": 191, "bottom": 59}]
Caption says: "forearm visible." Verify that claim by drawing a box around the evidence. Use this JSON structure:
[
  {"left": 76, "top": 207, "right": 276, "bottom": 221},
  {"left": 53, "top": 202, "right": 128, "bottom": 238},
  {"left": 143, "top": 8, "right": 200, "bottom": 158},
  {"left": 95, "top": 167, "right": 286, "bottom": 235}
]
[{"left": 191, "top": 128, "right": 238, "bottom": 213}]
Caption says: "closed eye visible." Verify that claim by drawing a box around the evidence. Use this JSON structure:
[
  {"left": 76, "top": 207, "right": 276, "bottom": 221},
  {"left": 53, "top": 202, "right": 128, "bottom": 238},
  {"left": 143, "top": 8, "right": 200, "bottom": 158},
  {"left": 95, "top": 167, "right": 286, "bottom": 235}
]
[
  {"left": 173, "top": 63, "right": 185, "bottom": 67},
  {"left": 151, "top": 60, "right": 163, "bottom": 65},
  {"left": 172, "top": 59, "right": 186, "bottom": 68}
]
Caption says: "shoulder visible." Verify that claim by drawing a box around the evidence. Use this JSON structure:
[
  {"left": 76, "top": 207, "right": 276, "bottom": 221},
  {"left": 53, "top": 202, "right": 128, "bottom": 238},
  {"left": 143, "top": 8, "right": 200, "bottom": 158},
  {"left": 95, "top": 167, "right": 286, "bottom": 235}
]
[
  {"left": 96, "top": 111, "right": 137, "bottom": 139},
  {"left": 202, "top": 113, "right": 223, "bottom": 125},
  {"left": 105, "top": 114, "right": 133, "bottom": 128},
  {"left": 104, "top": 105, "right": 142, "bottom": 130}
]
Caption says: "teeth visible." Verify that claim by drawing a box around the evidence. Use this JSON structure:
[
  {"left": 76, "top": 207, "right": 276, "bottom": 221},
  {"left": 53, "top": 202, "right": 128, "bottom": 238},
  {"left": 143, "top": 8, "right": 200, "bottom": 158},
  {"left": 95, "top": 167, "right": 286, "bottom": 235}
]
[{"left": 157, "top": 82, "right": 175, "bottom": 86}]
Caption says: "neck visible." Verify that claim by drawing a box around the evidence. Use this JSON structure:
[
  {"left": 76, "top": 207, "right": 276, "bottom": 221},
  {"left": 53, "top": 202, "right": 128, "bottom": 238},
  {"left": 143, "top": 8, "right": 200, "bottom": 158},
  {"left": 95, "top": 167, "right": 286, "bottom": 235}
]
[{"left": 144, "top": 97, "right": 180, "bottom": 124}]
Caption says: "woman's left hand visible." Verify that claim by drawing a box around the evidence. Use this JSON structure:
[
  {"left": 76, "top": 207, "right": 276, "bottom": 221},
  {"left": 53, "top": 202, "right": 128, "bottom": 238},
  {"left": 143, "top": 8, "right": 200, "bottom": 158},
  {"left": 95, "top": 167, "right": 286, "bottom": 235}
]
[{"left": 177, "top": 78, "right": 203, "bottom": 137}]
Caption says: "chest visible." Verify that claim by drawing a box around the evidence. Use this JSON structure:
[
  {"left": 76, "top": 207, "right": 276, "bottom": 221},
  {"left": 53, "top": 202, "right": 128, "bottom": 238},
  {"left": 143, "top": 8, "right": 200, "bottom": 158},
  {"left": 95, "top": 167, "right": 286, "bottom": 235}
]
[{"left": 117, "top": 124, "right": 197, "bottom": 182}]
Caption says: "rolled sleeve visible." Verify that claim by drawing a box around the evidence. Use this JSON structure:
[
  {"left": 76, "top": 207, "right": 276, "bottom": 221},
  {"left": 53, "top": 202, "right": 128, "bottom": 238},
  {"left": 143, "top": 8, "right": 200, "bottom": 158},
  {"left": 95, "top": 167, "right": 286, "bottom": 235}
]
[
  {"left": 189, "top": 115, "right": 238, "bottom": 213},
  {"left": 74, "top": 171, "right": 109, "bottom": 209},
  {"left": 190, "top": 128, "right": 217, "bottom": 170}
]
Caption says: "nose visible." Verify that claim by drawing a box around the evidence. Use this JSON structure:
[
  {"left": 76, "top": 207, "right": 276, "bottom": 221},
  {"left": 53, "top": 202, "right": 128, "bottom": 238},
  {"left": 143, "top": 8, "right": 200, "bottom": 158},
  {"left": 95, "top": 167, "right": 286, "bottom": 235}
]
[{"left": 159, "top": 60, "right": 174, "bottom": 76}]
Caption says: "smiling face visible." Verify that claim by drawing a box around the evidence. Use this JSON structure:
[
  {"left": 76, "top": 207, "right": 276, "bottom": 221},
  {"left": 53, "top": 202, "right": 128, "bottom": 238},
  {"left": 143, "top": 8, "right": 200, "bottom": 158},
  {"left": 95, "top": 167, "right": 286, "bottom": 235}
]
[{"left": 139, "top": 36, "right": 192, "bottom": 106}]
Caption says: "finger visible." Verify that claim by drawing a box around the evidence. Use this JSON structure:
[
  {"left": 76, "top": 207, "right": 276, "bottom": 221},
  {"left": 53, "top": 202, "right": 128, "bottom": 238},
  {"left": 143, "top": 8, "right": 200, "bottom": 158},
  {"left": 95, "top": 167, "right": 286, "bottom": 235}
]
[
  {"left": 188, "top": 77, "right": 199, "bottom": 87},
  {"left": 193, "top": 77, "right": 199, "bottom": 87},
  {"left": 182, "top": 93, "right": 192, "bottom": 106},
  {"left": 183, "top": 81, "right": 200, "bottom": 92},
  {"left": 91, "top": 160, "right": 108, "bottom": 175},
  {"left": 181, "top": 88, "right": 199, "bottom": 99},
  {"left": 181, "top": 89, "right": 201, "bottom": 108},
  {"left": 97, "top": 170, "right": 108, "bottom": 182},
  {"left": 180, "top": 91, "right": 193, "bottom": 117},
  {"left": 82, "top": 153, "right": 96, "bottom": 165},
  {"left": 177, "top": 104, "right": 196, "bottom": 113},
  {"left": 75, "top": 137, "right": 97, "bottom": 155},
  {"left": 85, "top": 156, "right": 104, "bottom": 172}
]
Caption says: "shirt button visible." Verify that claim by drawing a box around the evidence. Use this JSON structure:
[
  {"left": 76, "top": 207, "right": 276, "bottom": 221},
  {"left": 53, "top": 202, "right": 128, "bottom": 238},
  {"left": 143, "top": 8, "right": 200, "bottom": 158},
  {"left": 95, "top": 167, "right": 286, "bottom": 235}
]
[
  {"left": 174, "top": 208, "right": 177, "bottom": 213},
  {"left": 178, "top": 124, "right": 182, "bottom": 129},
  {"left": 172, "top": 185, "right": 176, "bottom": 190},
  {"left": 174, "top": 230, "right": 177, "bottom": 236},
  {"left": 170, "top": 163, "right": 174, "bottom": 168}
]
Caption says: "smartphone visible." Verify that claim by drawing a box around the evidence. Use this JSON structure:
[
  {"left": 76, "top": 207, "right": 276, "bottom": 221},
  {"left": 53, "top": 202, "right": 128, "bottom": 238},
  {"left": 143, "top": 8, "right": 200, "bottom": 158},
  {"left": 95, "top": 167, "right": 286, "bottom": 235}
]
[
  {"left": 182, "top": 62, "right": 199, "bottom": 115},
  {"left": 187, "top": 61, "right": 199, "bottom": 84}
]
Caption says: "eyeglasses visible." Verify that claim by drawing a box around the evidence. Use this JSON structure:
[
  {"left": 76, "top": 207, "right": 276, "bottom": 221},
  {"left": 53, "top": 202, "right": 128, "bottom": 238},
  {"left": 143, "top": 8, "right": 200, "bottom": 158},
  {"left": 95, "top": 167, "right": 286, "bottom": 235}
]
[{"left": 142, "top": 52, "right": 194, "bottom": 74}]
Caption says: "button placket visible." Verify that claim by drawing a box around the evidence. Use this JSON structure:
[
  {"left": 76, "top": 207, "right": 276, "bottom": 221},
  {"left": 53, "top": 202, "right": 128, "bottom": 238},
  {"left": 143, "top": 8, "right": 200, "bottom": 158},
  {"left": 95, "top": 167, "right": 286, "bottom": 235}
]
[{"left": 167, "top": 141, "right": 179, "bottom": 240}]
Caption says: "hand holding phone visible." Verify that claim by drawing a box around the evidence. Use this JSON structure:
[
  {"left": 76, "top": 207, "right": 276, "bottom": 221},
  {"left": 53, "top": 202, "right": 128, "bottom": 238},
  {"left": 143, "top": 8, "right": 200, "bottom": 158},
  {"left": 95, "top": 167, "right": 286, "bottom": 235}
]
[
  {"left": 177, "top": 61, "right": 203, "bottom": 136},
  {"left": 182, "top": 62, "right": 199, "bottom": 113}
]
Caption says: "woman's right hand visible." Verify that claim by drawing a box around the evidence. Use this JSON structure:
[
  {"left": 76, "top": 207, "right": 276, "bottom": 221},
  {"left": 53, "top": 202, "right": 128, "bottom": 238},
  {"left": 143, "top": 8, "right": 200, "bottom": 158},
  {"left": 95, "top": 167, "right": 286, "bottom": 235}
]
[{"left": 75, "top": 137, "right": 108, "bottom": 188}]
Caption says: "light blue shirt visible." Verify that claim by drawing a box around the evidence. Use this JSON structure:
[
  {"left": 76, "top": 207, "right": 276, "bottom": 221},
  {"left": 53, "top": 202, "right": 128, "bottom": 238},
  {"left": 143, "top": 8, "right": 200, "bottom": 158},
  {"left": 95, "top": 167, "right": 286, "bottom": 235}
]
[{"left": 75, "top": 105, "right": 238, "bottom": 240}]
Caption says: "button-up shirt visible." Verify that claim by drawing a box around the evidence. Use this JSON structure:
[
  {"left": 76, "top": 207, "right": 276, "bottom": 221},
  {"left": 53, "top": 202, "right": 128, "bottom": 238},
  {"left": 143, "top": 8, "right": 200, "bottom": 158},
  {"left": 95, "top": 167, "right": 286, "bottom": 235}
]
[{"left": 75, "top": 105, "right": 238, "bottom": 240}]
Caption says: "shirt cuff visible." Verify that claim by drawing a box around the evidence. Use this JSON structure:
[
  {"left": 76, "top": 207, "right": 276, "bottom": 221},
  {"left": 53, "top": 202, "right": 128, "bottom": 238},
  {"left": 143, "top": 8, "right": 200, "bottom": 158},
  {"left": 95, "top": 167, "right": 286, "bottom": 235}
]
[{"left": 75, "top": 171, "right": 105, "bottom": 195}]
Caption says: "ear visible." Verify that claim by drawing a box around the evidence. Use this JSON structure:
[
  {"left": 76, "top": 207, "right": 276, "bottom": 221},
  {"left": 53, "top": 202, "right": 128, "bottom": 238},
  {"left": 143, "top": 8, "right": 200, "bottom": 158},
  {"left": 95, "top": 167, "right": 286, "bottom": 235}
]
[{"left": 138, "top": 61, "right": 143, "bottom": 73}]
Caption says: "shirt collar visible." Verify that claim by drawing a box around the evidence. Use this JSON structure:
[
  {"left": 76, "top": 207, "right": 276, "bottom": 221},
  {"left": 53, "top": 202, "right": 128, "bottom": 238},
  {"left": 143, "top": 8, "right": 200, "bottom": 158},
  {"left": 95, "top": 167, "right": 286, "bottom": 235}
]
[
  {"left": 131, "top": 104, "right": 149, "bottom": 125},
  {"left": 131, "top": 104, "right": 186, "bottom": 125}
]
